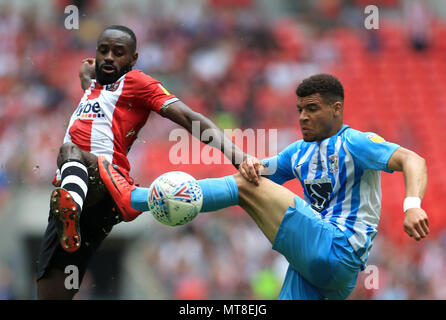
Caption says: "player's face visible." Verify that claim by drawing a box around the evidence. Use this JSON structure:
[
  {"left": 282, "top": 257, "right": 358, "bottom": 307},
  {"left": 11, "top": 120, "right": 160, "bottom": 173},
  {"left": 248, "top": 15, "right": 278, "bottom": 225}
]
[
  {"left": 95, "top": 30, "right": 138, "bottom": 85},
  {"left": 296, "top": 93, "right": 342, "bottom": 142}
]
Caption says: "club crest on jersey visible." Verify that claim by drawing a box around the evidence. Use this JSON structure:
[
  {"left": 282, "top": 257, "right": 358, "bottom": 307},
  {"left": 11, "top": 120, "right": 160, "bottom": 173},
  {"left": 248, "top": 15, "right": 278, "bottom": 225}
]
[
  {"left": 328, "top": 154, "right": 339, "bottom": 173},
  {"left": 105, "top": 80, "right": 121, "bottom": 92}
]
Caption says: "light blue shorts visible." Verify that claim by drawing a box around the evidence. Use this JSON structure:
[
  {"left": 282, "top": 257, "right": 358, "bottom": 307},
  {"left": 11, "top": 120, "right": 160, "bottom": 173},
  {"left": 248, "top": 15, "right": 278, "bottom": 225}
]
[{"left": 272, "top": 196, "right": 363, "bottom": 300}]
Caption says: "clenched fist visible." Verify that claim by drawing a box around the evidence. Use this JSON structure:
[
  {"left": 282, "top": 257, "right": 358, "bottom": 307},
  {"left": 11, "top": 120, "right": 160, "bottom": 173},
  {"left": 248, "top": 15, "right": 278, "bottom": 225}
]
[{"left": 403, "top": 208, "right": 429, "bottom": 241}]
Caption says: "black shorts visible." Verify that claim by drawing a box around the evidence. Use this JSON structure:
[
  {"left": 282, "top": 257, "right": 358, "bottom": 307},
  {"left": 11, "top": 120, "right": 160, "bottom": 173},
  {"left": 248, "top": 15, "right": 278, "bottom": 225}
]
[{"left": 36, "top": 192, "right": 121, "bottom": 283}]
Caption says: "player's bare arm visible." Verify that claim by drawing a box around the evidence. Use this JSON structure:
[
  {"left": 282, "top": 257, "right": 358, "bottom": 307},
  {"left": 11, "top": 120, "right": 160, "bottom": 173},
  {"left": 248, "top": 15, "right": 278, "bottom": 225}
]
[
  {"left": 161, "top": 100, "right": 247, "bottom": 168},
  {"left": 79, "top": 58, "right": 96, "bottom": 91},
  {"left": 387, "top": 147, "right": 429, "bottom": 241}
]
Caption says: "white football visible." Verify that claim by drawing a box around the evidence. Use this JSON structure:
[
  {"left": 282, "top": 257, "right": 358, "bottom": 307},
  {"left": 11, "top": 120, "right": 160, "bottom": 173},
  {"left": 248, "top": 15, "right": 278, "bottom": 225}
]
[{"left": 147, "top": 171, "right": 203, "bottom": 226}]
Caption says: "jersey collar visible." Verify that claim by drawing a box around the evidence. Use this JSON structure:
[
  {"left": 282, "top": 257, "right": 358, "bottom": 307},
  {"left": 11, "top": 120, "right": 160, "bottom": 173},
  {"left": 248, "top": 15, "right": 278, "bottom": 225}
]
[{"left": 316, "top": 124, "right": 350, "bottom": 145}]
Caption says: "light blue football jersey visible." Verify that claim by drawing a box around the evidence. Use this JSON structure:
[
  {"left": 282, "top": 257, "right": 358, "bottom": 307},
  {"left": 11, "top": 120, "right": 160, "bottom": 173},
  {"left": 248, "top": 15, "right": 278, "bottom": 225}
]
[{"left": 262, "top": 125, "right": 400, "bottom": 265}]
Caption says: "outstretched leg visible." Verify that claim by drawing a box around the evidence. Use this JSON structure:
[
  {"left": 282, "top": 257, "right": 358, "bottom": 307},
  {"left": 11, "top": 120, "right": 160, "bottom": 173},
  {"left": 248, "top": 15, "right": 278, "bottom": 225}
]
[
  {"left": 197, "top": 173, "right": 361, "bottom": 299},
  {"left": 121, "top": 171, "right": 362, "bottom": 299},
  {"left": 126, "top": 171, "right": 295, "bottom": 242}
]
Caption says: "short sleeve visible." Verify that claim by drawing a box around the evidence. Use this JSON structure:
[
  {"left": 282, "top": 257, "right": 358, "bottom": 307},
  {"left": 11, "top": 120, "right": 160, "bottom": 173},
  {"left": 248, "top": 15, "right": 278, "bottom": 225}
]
[
  {"left": 345, "top": 131, "right": 400, "bottom": 173},
  {"left": 129, "top": 70, "right": 179, "bottom": 114},
  {"left": 261, "top": 141, "right": 301, "bottom": 185}
]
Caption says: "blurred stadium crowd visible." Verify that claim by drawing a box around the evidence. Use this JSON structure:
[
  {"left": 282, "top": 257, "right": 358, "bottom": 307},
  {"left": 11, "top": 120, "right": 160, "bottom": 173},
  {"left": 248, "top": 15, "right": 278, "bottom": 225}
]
[{"left": 1, "top": 0, "right": 446, "bottom": 299}]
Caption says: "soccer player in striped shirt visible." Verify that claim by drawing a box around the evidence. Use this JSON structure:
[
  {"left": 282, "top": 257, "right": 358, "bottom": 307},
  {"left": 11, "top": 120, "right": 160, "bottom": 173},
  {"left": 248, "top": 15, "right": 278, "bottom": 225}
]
[
  {"left": 230, "top": 74, "right": 429, "bottom": 299},
  {"left": 123, "top": 73, "right": 429, "bottom": 299},
  {"left": 36, "top": 25, "right": 246, "bottom": 299}
]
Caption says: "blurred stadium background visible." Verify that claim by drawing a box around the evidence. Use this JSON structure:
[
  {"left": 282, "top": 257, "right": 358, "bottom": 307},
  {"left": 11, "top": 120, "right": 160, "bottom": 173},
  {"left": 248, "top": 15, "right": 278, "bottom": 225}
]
[{"left": 0, "top": 0, "right": 446, "bottom": 299}]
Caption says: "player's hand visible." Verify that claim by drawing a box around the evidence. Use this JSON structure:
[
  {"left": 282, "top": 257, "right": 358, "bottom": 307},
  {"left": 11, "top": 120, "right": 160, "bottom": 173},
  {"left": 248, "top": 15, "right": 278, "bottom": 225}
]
[
  {"left": 403, "top": 208, "right": 429, "bottom": 241},
  {"left": 239, "top": 156, "right": 266, "bottom": 186},
  {"left": 79, "top": 58, "right": 96, "bottom": 79}
]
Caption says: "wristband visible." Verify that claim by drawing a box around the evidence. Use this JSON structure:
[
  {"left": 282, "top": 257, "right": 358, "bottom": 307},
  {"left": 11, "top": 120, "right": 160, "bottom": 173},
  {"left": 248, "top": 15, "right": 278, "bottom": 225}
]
[{"left": 403, "top": 197, "right": 421, "bottom": 212}]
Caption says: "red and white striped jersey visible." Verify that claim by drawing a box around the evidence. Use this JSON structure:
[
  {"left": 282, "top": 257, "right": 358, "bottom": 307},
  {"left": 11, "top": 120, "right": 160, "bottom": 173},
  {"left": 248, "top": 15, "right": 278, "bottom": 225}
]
[{"left": 64, "top": 69, "right": 179, "bottom": 174}]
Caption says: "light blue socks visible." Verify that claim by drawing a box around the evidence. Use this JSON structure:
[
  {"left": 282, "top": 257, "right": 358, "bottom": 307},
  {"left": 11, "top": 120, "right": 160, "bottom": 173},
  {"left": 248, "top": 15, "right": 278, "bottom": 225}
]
[
  {"left": 197, "top": 175, "right": 239, "bottom": 212},
  {"left": 130, "top": 187, "right": 150, "bottom": 212},
  {"left": 130, "top": 175, "right": 239, "bottom": 213}
]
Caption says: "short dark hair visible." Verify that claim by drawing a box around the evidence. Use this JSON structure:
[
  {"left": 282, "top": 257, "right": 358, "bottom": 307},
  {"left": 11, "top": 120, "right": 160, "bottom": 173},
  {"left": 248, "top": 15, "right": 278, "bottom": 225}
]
[
  {"left": 101, "top": 25, "right": 137, "bottom": 53},
  {"left": 296, "top": 74, "right": 344, "bottom": 104}
]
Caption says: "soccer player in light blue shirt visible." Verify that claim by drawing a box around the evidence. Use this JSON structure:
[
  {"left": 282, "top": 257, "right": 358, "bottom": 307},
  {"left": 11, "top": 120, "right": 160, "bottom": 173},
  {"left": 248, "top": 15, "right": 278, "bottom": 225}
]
[
  {"left": 234, "top": 74, "right": 429, "bottom": 299},
  {"left": 122, "top": 73, "right": 429, "bottom": 299}
]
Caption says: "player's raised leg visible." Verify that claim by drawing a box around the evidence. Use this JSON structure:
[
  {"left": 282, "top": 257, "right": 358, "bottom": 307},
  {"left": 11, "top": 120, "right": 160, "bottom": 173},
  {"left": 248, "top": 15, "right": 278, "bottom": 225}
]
[
  {"left": 104, "top": 170, "right": 359, "bottom": 298},
  {"left": 193, "top": 173, "right": 361, "bottom": 298},
  {"left": 126, "top": 171, "right": 294, "bottom": 243}
]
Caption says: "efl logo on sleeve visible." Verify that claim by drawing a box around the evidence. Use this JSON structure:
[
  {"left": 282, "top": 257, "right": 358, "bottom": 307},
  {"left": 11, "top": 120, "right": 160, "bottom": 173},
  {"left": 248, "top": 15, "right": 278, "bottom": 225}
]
[
  {"left": 367, "top": 133, "right": 385, "bottom": 143},
  {"left": 158, "top": 84, "right": 171, "bottom": 95}
]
